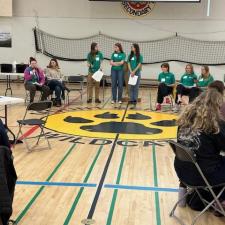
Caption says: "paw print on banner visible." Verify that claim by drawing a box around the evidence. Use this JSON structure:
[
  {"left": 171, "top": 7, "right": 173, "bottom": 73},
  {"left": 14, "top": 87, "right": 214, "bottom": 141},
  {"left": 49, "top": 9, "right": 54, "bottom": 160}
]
[{"left": 45, "top": 110, "right": 178, "bottom": 140}]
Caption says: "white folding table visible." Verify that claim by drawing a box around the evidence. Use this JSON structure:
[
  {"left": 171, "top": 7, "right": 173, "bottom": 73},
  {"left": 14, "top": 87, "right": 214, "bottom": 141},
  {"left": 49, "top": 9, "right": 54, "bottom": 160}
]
[
  {"left": 0, "top": 73, "right": 24, "bottom": 96},
  {"left": 0, "top": 96, "right": 24, "bottom": 142}
]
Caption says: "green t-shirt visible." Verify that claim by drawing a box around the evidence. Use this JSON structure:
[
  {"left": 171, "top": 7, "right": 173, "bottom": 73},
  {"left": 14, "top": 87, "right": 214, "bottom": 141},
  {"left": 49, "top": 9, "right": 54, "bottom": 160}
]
[
  {"left": 127, "top": 54, "right": 143, "bottom": 72},
  {"left": 197, "top": 74, "right": 214, "bottom": 88},
  {"left": 87, "top": 51, "right": 104, "bottom": 73},
  {"left": 111, "top": 52, "right": 126, "bottom": 71},
  {"left": 158, "top": 72, "right": 175, "bottom": 85},
  {"left": 180, "top": 73, "right": 198, "bottom": 87}
]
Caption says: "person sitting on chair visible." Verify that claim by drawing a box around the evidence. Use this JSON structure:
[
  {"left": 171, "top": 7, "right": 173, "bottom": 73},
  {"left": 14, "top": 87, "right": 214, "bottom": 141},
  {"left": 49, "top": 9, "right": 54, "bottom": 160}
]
[
  {"left": 156, "top": 63, "right": 175, "bottom": 111},
  {"left": 197, "top": 65, "right": 214, "bottom": 90},
  {"left": 45, "top": 58, "right": 69, "bottom": 107},
  {"left": 175, "top": 64, "right": 198, "bottom": 107},
  {"left": 175, "top": 84, "right": 225, "bottom": 214},
  {"left": 24, "top": 57, "right": 50, "bottom": 103}
]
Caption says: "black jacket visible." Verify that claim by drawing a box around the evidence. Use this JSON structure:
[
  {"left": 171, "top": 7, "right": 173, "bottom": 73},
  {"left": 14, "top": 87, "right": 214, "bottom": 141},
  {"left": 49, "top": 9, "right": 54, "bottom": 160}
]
[{"left": 0, "top": 146, "right": 17, "bottom": 225}]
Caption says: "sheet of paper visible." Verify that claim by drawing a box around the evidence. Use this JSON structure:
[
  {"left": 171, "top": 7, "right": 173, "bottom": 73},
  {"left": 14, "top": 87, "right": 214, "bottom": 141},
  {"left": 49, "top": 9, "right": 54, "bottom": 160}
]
[
  {"left": 92, "top": 70, "right": 104, "bottom": 82},
  {"left": 128, "top": 75, "right": 138, "bottom": 86}
]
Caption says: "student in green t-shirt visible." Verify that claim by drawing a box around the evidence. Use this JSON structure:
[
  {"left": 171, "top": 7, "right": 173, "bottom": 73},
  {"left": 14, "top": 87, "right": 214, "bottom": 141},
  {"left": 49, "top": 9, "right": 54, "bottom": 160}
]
[
  {"left": 156, "top": 63, "right": 175, "bottom": 111},
  {"left": 175, "top": 64, "right": 199, "bottom": 105},
  {"left": 127, "top": 43, "right": 143, "bottom": 109},
  {"left": 197, "top": 65, "right": 214, "bottom": 89},
  {"left": 87, "top": 42, "right": 104, "bottom": 103},
  {"left": 110, "top": 43, "right": 126, "bottom": 104}
]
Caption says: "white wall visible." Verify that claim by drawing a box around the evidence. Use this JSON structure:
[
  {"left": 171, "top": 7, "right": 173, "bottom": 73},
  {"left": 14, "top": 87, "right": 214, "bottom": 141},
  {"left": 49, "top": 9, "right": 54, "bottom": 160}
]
[{"left": 0, "top": 0, "right": 225, "bottom": 80}]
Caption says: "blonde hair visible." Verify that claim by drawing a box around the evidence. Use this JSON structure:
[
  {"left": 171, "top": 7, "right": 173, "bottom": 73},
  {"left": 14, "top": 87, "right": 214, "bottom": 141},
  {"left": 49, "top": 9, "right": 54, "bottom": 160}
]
[{"left": 177, "top": 88, "right": 224, "bottom": 134}]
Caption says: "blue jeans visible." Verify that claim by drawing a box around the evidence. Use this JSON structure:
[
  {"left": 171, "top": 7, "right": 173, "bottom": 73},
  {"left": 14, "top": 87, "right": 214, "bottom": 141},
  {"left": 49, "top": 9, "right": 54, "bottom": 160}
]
[
  {"left": 111, "top": 69, "right": 124, "bottom": 101},
  {"left": 47, "top": 79, "right": 63, "bottom": 101},
  {"left": 129, "top": 71, "right": 141, "bottom": 103}
]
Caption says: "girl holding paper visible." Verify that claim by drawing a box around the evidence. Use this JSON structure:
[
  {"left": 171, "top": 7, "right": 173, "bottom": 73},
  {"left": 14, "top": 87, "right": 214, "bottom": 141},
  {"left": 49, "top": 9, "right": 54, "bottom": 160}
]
[
  {"left": 110, "top": 43, "right": 126, "bottom": 104},
  {"left": 87, "top": 42, "right": 104, "bottom": 103},
  {"left": 127, "top": 43, "right": 143, "bottom": 109},
  {"left": 156, "top": 63, "right": 175, "bottom": 111}
]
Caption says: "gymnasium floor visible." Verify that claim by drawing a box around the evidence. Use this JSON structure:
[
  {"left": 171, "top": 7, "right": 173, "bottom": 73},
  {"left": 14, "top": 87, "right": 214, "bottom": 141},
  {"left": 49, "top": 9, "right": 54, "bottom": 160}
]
[{"left": 2, "top": 82, "right": 225, "bottom": 225}]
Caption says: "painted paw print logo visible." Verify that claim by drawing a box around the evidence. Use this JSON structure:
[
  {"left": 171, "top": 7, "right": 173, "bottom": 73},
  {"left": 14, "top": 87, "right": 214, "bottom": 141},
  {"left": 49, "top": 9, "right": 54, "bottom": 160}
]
[{"left": 45, "top": 110, "right": 178, "bottom": 140}]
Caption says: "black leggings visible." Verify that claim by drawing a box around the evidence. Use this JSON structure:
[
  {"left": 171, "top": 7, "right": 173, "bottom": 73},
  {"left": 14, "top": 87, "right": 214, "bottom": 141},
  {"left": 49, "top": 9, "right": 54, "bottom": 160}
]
[
  {"left": 176, "top": 84, "right": 201, "bottom": 103},
  {"left": 157, "top": 83, "right": 173, "bottom": 104}
]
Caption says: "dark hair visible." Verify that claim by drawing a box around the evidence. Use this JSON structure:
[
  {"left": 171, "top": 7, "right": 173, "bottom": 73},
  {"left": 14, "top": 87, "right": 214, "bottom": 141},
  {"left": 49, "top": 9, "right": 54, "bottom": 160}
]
[
  {"left": 115, "top": 43, "right": 123, "bottom": 53},
  {"left": 161, "top": 63, "right": 170, "bottom": 72},
  {"left": 208, "top": 80, "right": 225, "bottom": 95},
  {"left": 201, "top": 65, "right": 210, "bottom": 74},
  {"left": 48, "top": 58, "right": 59, "bottom": 69},
  {"left": 128, "top": 43, "right": 140, "bottom": 63},
  {"left": 29, "top": 57, "right": 37, "bottom": 64},
  {"left": 90, "top": 42, "right": 98, "bottom": 56}
]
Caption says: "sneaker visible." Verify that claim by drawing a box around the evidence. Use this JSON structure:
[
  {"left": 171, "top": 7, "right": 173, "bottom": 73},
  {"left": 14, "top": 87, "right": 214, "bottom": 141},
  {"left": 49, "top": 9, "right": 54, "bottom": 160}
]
[
  {"left": 87, "top": 99, "right": 92, "bottom": 103},
  {"left": 111, "top": 100, "right": 115, "bottom": 104},
  {"left": 118, "top": 100, "right": 122, "bottom": 104},
  {"left": 95, "top": 99, "right": 101, "bottom": 103},
  {"left": 156, "top": 104, "right": 161, "bottom": 111},
  {"left": 165, "top": 97, "right": 171, "bottom": 104}
]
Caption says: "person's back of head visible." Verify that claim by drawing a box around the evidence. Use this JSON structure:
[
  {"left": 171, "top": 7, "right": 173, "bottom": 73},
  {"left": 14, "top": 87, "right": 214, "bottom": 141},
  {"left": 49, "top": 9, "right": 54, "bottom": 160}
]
[{"left": 177, "top": 87, "right": 224, "bottom": 134}]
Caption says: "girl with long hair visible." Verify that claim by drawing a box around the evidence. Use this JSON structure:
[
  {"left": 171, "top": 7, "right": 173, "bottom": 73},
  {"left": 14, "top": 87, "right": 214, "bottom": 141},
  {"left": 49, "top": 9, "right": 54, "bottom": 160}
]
[
  {"left": 87, "top": 42, "right": 104, "bottom": 103},
  {"left": 175, "top": 83, "right": 225, "bottom": 213},
  {"left": 110, "top": 43, "right": 126, "bottom": 105},
  {"left": 127, "top": 43, "right": 143, "bottom": 109}
]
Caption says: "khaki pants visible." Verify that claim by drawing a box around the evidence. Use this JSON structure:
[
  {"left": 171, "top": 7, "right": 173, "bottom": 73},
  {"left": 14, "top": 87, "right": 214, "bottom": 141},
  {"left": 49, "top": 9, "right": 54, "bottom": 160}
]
[{"left": 87, "top": 73, "right": 100, "bottom": 100}]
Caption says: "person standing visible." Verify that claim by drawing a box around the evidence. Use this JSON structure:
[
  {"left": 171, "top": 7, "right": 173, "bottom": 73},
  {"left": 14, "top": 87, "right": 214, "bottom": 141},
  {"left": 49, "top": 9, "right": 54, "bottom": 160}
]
[
  {"left": 127, "top": 43, "right": 143, "bottom": 109},
  {"left": 156, "top": 63, "right": 175, "bottom": 111},
  {"left": 110, "top": 43, "right": 126, "bottom": 104},
  {"left": 87, "top": 42, "right": 104, "bottom": 103},
  {"left": 24, "top": 57, "right": 50, "bottom": 103}
]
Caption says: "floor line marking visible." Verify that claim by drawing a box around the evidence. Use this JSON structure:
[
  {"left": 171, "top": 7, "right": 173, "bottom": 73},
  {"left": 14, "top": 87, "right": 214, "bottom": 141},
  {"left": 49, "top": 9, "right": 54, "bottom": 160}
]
[
  {"left": 153, "top": 144, "right": 161, "bottom": 225},
  {"left": 106, "top": 144, "right": 127, "bottom": 225},
  {"left": 63, "top": 144, "right": 104, "bottom": 225},
  {"left": 15, "top": 143, "right": 77, "bottom": 224},
  {"left": 85, "top": 104, "right": 129, "bottom": 224}
]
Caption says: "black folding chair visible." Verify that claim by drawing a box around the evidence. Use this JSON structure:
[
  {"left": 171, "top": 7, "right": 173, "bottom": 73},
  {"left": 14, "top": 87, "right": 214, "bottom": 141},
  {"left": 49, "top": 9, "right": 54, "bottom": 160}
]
[
  {"left": 16, "top": 101, "right": 53, "bottom": 151},
  {"left": 67, "top": 75, "right": 84, "bottom": 104},
  {"left": 168, "top": 140, "right": 225, "bottom": 225}
]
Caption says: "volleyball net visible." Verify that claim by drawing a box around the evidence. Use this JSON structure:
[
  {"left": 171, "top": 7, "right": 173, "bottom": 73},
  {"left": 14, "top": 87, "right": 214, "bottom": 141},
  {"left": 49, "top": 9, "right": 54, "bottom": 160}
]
[{"left": 34, "top": 27, "right": 225, "bottom": 65}]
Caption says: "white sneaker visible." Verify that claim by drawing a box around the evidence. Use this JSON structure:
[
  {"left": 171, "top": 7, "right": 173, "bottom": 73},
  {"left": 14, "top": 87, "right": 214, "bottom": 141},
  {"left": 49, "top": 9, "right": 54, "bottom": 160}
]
[
  {"left": 111, "top": 100, "right": 115, "bottom": 104},
  {"left": 118, "top": 101, "right": 122, "bottom": 104}
]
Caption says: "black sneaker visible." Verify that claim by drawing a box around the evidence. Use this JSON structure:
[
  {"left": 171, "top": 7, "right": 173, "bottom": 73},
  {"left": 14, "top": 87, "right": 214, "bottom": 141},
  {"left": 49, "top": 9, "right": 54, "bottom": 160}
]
[
  {"left": 87, "top": 99, "right": 92, "bottom": 103},
  {"left": 95, "top": 99, "right": 101, "bottom": 103}
]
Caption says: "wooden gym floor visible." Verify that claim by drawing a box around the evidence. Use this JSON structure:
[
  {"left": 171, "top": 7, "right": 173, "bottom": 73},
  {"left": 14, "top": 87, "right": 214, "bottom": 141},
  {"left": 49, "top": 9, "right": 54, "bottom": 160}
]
[{"left": 1, "top": 82, "right": 225, "bottom": 225}]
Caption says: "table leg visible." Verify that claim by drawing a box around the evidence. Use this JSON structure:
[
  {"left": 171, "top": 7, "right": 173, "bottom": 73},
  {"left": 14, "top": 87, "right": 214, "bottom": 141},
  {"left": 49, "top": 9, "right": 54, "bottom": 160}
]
[{"left": 5, "top": 75, "right": 12, "bottom": 96}]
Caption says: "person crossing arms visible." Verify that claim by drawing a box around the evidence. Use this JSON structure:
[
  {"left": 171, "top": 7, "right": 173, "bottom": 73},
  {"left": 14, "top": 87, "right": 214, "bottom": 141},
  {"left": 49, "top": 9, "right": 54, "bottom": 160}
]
[
  {"left": 87, "top": 42, "right": 104, "bottom": 103},
  {"left": 110, "top": 43, "right": 126, "bottom": 104},
  {"left": 156, "top": 63, "right": 175, "bottom": 111},
  {"left": 127, "top": 43, "right": 143, "bottom": 109}
]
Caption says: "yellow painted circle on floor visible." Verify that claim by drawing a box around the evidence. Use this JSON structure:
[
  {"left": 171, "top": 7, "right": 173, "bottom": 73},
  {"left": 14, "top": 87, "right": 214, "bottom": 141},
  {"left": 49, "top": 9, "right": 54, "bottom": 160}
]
[{"left": 45, "top": 109, "right": 178, "bottom": 140}]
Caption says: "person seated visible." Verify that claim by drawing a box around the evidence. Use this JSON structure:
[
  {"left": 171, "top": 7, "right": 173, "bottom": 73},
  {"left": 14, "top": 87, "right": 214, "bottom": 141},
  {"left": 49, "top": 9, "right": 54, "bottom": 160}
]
[
  {"left": 24, "top": 57, "right": 50, "bottom": 103},
  {"left": 175, "top": 85, "right": 225, "bottom": 215},
  {"left": 156, "top": 63, "right": 175, "bottom": 111},
  {"left": 44, "top": 58, "right": 69, "bottom": 107},
  {"left": 175, "top": 64, "right": 199, "bottom": 107},
  {"left": 0, "top": 119, "right": 17, "bottom": 225},
  {"left": 197, "top": 65, "right": 214, "bottom": 90}
]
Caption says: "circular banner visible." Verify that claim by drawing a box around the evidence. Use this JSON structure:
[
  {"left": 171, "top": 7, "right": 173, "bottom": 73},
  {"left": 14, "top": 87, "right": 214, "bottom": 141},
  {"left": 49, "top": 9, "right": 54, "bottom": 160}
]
[
  {"left": 45, "top": 109, "right": 178, "bottom": 140},
  {"left": 121, "top": 1, "right": 155, "bottom": 17}
]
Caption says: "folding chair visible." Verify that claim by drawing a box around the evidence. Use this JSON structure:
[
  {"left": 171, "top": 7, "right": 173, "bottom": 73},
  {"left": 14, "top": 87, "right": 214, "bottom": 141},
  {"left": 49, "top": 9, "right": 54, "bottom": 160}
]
[
  {"left": 67, "top": 75, "right": 84, "bottom": 104},
  {"left": 16, "top": 101, "right": 53, "bottom": 151},
  {"left": 168, "top": 140, "right": 225, "bottom": 225}
]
